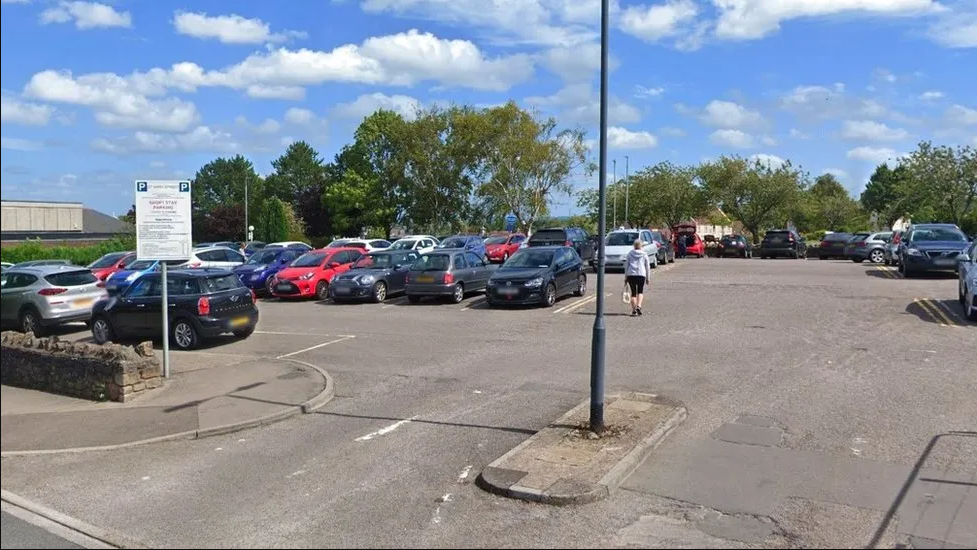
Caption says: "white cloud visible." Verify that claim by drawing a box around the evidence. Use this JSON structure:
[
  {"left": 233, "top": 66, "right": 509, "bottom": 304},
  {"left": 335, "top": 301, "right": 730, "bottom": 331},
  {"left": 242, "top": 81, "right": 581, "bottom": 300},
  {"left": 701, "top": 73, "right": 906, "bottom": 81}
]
[
  {"left": 1, "top": 137, "right": 43, "bottom": 151},
  {"left": 822, "top": 168, "right": 849, "bottom": 180},
  {"left": 660, "top": 126, "right": 686, "bottom": 137},
  {"left": 244, "top": 84, "right": 306, "bottom": 100},
  {"left": 235, "top": 116, "right": 281, "bottom": 134},
  {"left": 919, "top": 90, "right": 944, "bottom": 101},
  {"left": 945, "top": 104, "right": 977, "bottom": 126},
  {"left": 149, "top": 160, "right": 166, "bottom": 169},
  {"left": 173, "top": 11, "right": 306, "bottom": 44},
  {"left": 635, "top": 85, "right": 665, "bottom": 99},
  {"left": 331, "top": 93, "right": 421, "bottom": 121},
  {"left": 526, "top": 83, "right": 641, "bottom": 126},
  {"left": 1, "top": 94, "right": 54, "bottom": 125},
  {"left": 760, "top": 135, "right": 777, "bottom": 146},
  {"left": 872, "top": 68, "right": 897, "bottom": 83},
  {"left": 40, "top": 1, "right": 131, "bottom": 30},
  {"left": 846, "top": 146, "right": 903, "bottom": 164},
  {"left": 607, "top": 127, "right": 659, "bottom": 149},
  {"left": 926, "top": 6, "right": 977, "bottom": 48},
  {"left": 619, "top": 0, "right": 707, "bottom": 49},
  {"left": 749, "top": 153, "right": 785, "bottom": 168},
  {"left": 699, "top": 100, "right": 765, "bottom": 128},
  {"left": 789, "top": 128, "right": 810, "bottom": 139},
  {"left": 284, "top": 107, "right": 316, "bottom": 126},
  {"left": 840, "top": 120, "right": 909, "bottom": 142},
  {"left": 24, "top": 70, "right": 200, "bottom": 132},
  {"left": 713, "top": 0, "right": 942, "bottom": 41},
  {"left": 538, "top": 42, "right": 615, "bottom": 83},
  {"left": 709, "top": 129, "right": 754, "bottom": 148},
  {"left": 90, "top": 126, "right": 241, "bottom": 155},
  {"left": 780, "top": 84, "right": 887, "bottom": 120}
]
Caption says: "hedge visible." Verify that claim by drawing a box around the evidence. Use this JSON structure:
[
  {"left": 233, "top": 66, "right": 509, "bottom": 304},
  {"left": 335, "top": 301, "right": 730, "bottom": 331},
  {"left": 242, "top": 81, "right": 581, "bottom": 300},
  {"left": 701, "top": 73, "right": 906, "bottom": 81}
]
[{"left": 0, "top": 236, "right": 136, "bottom": 267}]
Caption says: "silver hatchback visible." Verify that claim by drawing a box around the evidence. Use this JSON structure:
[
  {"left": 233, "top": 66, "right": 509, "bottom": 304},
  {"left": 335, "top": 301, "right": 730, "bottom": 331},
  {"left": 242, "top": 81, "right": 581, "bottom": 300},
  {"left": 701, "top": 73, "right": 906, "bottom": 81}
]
[{"left": 0, "top": 265, "right": 106, "bottom": 335}]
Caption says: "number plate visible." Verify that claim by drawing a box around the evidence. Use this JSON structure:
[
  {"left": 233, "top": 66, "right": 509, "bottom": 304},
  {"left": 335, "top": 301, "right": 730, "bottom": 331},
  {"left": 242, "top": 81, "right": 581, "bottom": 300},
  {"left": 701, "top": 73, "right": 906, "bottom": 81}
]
[
  {"left": 498, "top": 287, "right": 519, "bottom": 295},
  {"left": 275, "top": 283, "right": 295, "bottom": 292},
  {"left": 417, "top": 275, "right": 435, "bottom": 283},
  {"left": 333, "top": 286, "right": 350, "bottom": 294},
  {"left": 72, "top": 298, "right": 94, "bottom": 309},
  {"left": 934, "top": 258, "right": 955, "bottom": 267},
  {"left": 229, "top": 316, "right": 250, "bottom": 328}
]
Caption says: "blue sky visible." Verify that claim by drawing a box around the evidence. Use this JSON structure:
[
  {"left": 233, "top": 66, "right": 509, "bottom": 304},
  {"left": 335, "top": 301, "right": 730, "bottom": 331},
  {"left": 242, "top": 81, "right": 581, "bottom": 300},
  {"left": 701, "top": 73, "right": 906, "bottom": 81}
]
[{"left": 1, "top": 0, "right": 975, "bottom": 218}]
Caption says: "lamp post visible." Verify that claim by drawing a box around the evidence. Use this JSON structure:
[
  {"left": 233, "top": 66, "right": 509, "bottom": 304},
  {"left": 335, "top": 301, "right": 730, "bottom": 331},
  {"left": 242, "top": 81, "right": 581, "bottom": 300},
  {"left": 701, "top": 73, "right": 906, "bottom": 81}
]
[
  {"left": 624, "top": 155, "right": 630, "bottom": 228},
  {"left": 589, "top": 0, "right": 610, "bottom": 435},
  {"left": 612, "top": 159, "right": 617, "bottom": 228},
  {"left": 244, "top": 177, "right": 249, "bottom": 244}
]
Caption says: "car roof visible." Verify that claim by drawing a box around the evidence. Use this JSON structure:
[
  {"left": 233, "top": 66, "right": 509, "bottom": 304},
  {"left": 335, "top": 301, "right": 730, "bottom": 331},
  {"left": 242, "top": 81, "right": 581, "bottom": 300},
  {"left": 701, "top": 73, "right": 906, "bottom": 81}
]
[
  {"left": 11, "top": 264, "right": 93, "bottom": 276},
  {"left": 143, "top": 268, "right": 235, "bottom": 278},
  {"left": 911, "top": 223, "right": 959, "bottom": 228},
  {"left": 522, "top": 245, "right": 565, "bottom": 251},
  {"left": 194, "top": 246, "right": 240, "bottom": 253}
]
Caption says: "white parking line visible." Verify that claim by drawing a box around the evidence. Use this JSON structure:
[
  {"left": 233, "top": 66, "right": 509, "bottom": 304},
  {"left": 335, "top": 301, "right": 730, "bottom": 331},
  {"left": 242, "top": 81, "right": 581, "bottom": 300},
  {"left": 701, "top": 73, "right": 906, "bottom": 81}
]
[
  {"left": 256, "top": 330, "right": 338, "bottom": 336},
  {"left": 276, "top": 335, "right": 356, "bottom": 359},
  {"left": 354, "top": 416, "right": 418, "bottom": 442},
  {"left": 555, "top": 295, "right": 597, "bottom": 314}
]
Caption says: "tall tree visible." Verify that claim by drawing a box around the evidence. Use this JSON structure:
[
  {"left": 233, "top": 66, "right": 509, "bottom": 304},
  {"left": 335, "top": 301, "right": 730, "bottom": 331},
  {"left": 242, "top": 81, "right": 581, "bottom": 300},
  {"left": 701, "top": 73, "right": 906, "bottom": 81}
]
[
  {"left": 192, "top": 155, "right": 262, "bottom": 241},
  {"left": 902, "top": 141, "right": 977, "bottom": 227},
  {"left": 258, "top": 197, "right": 289, "bottom": 243},
  {"left": 805, "top": 173, "right": 865, "bottom": 231},
  {"left": 266, "top": 141, "right": 326, "bottom": 236},
  {"left": 626, "top": 162, "right": 705, "bottom": 228},
  {"left": 475, "top": 102, "right": 592, "bottom": 234},
  {"left": 860, "top": 163, "right": 911, "bottom": 228},
  {"left": 118, "top": 204, "right": 136, "bottom": 225}
]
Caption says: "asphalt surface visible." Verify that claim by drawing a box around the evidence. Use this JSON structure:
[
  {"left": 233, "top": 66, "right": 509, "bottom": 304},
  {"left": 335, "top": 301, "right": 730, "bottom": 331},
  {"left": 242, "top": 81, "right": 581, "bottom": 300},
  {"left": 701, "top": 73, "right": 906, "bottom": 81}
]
[
  {"left": 1, "top": 511, "right": 82, "bottom": 549},
  {"left": 1, "top": 257, "right": 973, "bottom": 548}
]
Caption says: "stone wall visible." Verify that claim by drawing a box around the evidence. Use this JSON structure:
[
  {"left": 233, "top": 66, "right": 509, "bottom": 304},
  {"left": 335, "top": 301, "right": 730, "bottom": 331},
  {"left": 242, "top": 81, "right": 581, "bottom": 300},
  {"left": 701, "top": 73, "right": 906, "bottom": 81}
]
[{"left": 0, "top": 332, "right": 163, "bottom": 402}]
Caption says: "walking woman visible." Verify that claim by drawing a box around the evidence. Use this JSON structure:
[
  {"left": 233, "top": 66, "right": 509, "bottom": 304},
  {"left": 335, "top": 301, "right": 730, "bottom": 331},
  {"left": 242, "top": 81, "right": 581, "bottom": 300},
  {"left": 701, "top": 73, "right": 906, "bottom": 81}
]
[{"left": 625, "top": 238, "right": 651, "bottom": 316}]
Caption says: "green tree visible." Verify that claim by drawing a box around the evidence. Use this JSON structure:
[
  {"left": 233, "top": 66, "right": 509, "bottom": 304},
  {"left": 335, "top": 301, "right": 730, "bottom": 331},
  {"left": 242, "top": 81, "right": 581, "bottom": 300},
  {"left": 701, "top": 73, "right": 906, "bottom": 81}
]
[
  {"left": 258, "top": 197, "right": 289, "bottom": 243},
  {"left": 805, "top": 173, "right": 865, "bottom": 231},
  {"left": 118, "top": 204, "right": 136, "bottom": 225},
  {"left": 627, "top": 162, "right": 705, "bottom": 228},
  {"left": 192, "top": 155, "right": 262, "bottom": 240},
  {"left": 860, "top": 163, "right": 911, "bottom": 228},
  {"left": 902, "top": 141, "right": 977, "bottom": 227},
  {"left": 265, "top": 141, "right": 329, "bottom": 237},
  {"left": 475, "top": 102, "right": 592, "bottom": 234}
]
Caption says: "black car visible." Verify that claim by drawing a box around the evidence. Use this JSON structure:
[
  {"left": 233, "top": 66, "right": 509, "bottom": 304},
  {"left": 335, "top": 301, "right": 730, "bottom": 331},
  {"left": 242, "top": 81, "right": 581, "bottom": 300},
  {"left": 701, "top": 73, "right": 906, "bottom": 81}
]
[
  {"left": 90, "top": 269, "right": 259, "bottom": 350},
  {"left": 758, "top": 230, "right": 807, "bottom": 259},
  {"left": 528, "top": 227, "right": 595, "bottom": 263},
  {"left": 486, "top": 246, "right": 586, "bottom": 308},
  {"left": 717, "top": 235, "right": 753, "bottom": 258},
  {"left": 329, "top": 250, "right": 419, "bottom": 302},
  {"left": 818, "top": 232, "right": 853, "bottom": 260},
  {"left": 650, "top": 230, "right": 675, "bottom": 264}
]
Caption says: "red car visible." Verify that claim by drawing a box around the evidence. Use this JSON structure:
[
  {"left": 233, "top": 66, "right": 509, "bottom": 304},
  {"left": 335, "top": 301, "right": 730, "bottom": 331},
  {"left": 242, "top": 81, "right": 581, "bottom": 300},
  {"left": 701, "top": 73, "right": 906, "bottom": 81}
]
[
  {"left": 270, "top": 247, "right": 363, "bottom": 300},
  {"left": 673, "top": 225, "right": 705, "bottom": 258},
  {"left": 88, "top": 251, "right": 137, "bottom": 281},
  {"left": 484, "top": 233, "right": 526, "bottom": 263}
]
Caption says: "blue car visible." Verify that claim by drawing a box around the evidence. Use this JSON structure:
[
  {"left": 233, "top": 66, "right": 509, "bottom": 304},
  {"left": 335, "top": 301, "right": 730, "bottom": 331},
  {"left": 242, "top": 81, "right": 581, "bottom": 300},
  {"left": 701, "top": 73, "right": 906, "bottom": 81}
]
[
  {"left": 898, "top": 223, "right": 971, "bottom": 277},
  {"left": 233, "top": 247, "right": 302, "bottom": 294},
  {"left": 438, "top": 235, "right": 487, "bottom": 260},
  {"left": 104, "top": 259, "right": 185, "bottom": 294}
]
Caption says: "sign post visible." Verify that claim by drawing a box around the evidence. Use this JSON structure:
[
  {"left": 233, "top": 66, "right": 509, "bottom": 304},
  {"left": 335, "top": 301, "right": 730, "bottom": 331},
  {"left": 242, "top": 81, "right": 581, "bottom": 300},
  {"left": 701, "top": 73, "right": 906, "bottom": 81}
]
[
  {"left": 504, "top": 213, "right": 518, "bottom": 233},
  {"left": 135, "top": 180, "right": 192, "bottom": 378}
]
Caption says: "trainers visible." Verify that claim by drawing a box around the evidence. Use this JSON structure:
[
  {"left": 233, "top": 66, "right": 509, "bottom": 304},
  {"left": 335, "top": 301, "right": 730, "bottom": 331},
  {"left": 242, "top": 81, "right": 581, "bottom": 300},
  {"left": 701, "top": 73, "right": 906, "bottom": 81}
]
[
  {"left": 630, "top": 308, "right": 637, "bottom": 316},
  {"left": 636, "top": 307, "right": 643, "bottom": 316}
]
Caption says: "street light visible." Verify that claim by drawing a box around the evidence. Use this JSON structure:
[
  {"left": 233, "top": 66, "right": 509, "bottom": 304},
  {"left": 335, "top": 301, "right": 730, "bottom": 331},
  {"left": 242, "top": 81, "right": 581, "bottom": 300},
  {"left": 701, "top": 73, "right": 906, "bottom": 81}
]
[
  {"left": 244, "top": 177, "right": 250, "bottom": 244},
  {"left": 625, "top": 155, "right": 630, "bottom": 228},
  {"left": 612, "top": 159, "right": 617, "bottom": 228},
  {"left": 589, "top": 0, "right": 610, "bottom": 435}
]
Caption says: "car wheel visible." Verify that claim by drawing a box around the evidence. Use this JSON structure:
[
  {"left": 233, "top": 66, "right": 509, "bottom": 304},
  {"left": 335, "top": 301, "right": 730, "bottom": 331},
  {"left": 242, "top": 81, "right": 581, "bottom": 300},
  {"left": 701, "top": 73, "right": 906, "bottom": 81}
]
[
  {"left": 450, "top": 283, "right": 465, "bottom": 304},
  {"left": 574, "top": 274, "right": 587, "bottom": 297},
  {"left": 91, "top": 316, "right": 114, "bottom": 344},
  {"left": 407, "top": 295, "right": 421, "bottom": 304},
  {"left": 968, "top": 292, "right": 977, "bottom": 322},
  {"left": 960, "top": 280, "right": 966, "bottom": 305},
  {"left": 265, "top": 277, "right": 275, "bottom": 295},
  {"left": 371, "top": 281, "right": 387, "bottom": 303},
  {"left": 542, "top": 283, "right": 557, "bottom": 307},
  {"left": 19, "top": 307, "right": 45, "bottom": 336},
  {"left": 315, "top": 281, "right": 329, "bottom": 300},
  {"left": 171, "top": 319, "right": 199, "bottom": 350},
  {"left": 870, "top": 249, "right": 884, "bottom": 264},
  {"left": 233, "top": 326, "right": 255, "bottom": 338}
]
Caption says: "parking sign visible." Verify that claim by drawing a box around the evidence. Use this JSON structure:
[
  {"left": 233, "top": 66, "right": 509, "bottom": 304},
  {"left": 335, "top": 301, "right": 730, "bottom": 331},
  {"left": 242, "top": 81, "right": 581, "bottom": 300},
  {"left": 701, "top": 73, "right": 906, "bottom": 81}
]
[{"left": 135, "top": 180, "right": 193, "bottom": 261}]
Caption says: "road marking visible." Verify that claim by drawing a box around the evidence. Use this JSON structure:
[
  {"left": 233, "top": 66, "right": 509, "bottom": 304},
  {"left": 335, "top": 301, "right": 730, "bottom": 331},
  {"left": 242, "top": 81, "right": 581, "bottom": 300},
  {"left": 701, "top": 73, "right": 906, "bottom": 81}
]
[
  {"left": 256, "top": 330, "right": 338, "bottom": 336},
  {"left": 876, "top": 265, "right": 902, "bottom": 279},
  {"left": 915, "top": 298, "right": 958, "bottom": 327},
  {"left": 354, "top": 415, "right": 418, "bottom": 442},
  {"left": 931, "top": 299, "right": 967, "bottom": 325},
  {"left": 558, "top": 295, "right": 597, "bottom": 314},
  {"left": 276, "top": 335, "right": 356, "bottom": 359}
]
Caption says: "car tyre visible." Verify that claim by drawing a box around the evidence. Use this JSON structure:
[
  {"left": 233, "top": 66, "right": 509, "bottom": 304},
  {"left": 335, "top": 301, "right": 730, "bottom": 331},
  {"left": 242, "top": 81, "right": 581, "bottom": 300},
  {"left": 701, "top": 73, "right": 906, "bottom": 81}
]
[
  {"left": 19, "top": 307, "right": 45, "bottom": 336},
  {"left": 171, "top": 318, "right": 199, "bottom": 350},
  {"left": 407, "top": 295, "right": 421, "bottom": 304},
  {"left": 853, "top": 258, "right": 864, "bottom": 263},
  {"left": 315, "top": 281, "right": 329, "bottom": 300},
  {"left": 960, "top": 280, "right": 966, "bottom": 305},
  {"left": 233, "top": 326, "right": 255, "bottom": 338},
  {"left": 574, "top": 274, "right": 587, "bottom": 297},
  {"left": 870, "top": 249, "right": 885, "bottom": 264},
  {"left": 91, "top": 315, "right": 114, "bottom": 344},
  {"left": 449, "top": 283, "right": 465, "bottom": 304},
  {"left": 371, "top": 281, "right": 387, "bottom": 303},
  {"left": 968, "top": 293, "right": 977, "bottom": 322},
  {"left": 265, "top": 277, "right": 275, "bottom": 295},
  {"left": 541, "top": 283, "right": 557, "bottom": 307}
]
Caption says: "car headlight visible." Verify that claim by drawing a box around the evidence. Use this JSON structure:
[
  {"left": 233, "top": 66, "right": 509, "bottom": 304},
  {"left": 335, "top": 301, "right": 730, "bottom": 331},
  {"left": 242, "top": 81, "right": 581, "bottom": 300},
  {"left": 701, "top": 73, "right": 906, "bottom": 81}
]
[
  {"left": 906, "top": 248, "right": 922, "bottom": 256},
  {"left": 299, "top": 272, "right": 315, "bottom": 280},
  {"left": 525, "top": 277, "right": 543, "bottom": 288},
  {"left": 357, "top": 274, "right": 375, "bottom": 284},
  {"left": 126, "top": 273, "right": 138, "bottom": 281}
]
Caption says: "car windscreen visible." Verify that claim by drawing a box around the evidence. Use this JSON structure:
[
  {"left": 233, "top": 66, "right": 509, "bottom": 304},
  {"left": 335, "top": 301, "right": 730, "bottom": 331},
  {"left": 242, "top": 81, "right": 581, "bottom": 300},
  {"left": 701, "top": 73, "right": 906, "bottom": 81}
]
[
  {"left": 45, "top": 270, "right": 98, "bottom": 286},
  {"left": 606, "top": 233, "right": 639, "bottom": 246},
  {"left": 503, "top": 250, "right": 555, "bottom": 269},
  {"left": 411, "top": 254, "right": 450, "bottom": 271},
  {"left": 352, "top": 254, "right": 394, "bottom": 269},
  {"left": 200, "top": 274, "right": 244, "bottom": 293},
  {"left": 850, "top": 234, "right": 871, "bottom": 242},
  {"left": 763, "top": 232, "right": 789, "bottom": 240},
  {"left": 88, "top": 252, "right": 126, "bottom": 269},
  {"left": 485, "top": 237, "right": 508, "bottom": 245},
  {"left": 529, "top": 230, "right": 566, "bottom": 242},
  {"left": 390, "top": 240, "right": 417, "bottom": 250},
  {"left": 911, "top": 228, "right": 967, "bottom": 242},
  {"left": 440, "top": 237, "right": 468, "bottom": 248},
  {"left": 246, "top": 250, "right": 280, "bottom": 265},
  {"left": 291, "top": 252, "right": 327, "bottom": 268},
  {"left": 824, "top": 233, "right": 852, "bottom": 242},
  {"left": 126, "top": 260, "right": 155, "bottom": 270}
]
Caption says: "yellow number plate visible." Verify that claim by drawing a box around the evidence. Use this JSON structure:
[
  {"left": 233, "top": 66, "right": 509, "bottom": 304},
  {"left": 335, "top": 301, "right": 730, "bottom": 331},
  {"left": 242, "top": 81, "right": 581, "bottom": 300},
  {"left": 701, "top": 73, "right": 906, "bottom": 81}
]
[
  {"left": 230, "top": 316, "right": 250, "bottom": 328},
  {"left": 417, "top": 275, "right": 434, "bottom": 283}
]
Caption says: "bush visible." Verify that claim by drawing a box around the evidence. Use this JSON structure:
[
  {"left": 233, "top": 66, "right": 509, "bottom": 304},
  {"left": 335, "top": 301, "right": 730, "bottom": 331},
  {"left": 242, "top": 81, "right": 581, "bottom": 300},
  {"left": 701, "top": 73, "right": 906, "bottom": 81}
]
[{"left": 1, "top": 235, "right": 136, "bottom": 266}]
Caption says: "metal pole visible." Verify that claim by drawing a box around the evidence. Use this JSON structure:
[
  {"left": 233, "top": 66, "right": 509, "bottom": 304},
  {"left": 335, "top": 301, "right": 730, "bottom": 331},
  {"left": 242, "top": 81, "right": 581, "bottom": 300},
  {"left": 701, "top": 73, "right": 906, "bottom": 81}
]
[
  {"left": 625, "top": 155, "right": 630, "bottom": 228},
  {"left": 590, "top": 0, "right": 609, "bottom": 436},
  {"left": 161, "top": 262, "right": 170, "bottom": 378},
  {"left": 244, "top": 178, "right": 249, "bottom": 244},
  {"left": 613, "top": 159, "right": 617, "bottom": 228}
]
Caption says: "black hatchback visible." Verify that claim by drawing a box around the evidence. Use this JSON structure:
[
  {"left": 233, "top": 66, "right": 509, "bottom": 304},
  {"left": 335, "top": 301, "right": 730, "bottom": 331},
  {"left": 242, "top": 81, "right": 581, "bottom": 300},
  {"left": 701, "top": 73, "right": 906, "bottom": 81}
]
[
  {"left": 90, "top": 269, "right": 259, "bottom": 350},
  {"left": 486, "top": 246, "right": 586, "bottom": 307}
]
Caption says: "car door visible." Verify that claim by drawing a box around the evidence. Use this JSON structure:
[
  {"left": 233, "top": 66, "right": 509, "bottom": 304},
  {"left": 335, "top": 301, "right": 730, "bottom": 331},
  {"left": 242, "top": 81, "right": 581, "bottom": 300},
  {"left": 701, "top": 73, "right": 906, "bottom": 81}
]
[
  {"left": 115, "top": 276, "right": 160, "bottom": 335},
  {"left": 465, "top": 252, "right": 490, "bottom": 290},
  {"left": 1, "top": 272, "right": 38, "bottom": 323},
  {"left": 640, "top": 230, "right": 657, "bottom": 259},
  {"left": 449, "top": 253, "right": 467, "bottom": 286},
  {"left": 552, "top": 249, "right": 573, "bottom": 294},
  {"left": 389, "top": 253, "right": 415, "bottom": 293},
  {"left": 220, "top": 248, "right": 245, "bottom": 268}
]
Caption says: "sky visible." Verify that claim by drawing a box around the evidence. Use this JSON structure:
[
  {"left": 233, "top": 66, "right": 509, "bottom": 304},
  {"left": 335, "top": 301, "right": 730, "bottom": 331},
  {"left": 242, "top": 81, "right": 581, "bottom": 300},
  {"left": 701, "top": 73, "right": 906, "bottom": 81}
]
[{"left": 1, "top": 0, "right": 975, "bottom": 218}]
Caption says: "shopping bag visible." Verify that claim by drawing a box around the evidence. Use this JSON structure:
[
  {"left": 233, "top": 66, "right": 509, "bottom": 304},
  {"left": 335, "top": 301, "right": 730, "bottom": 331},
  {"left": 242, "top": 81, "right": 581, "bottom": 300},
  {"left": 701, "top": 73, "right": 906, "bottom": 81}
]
[{"left": 621, "top": 282, "right": 631, "bottom": 304}]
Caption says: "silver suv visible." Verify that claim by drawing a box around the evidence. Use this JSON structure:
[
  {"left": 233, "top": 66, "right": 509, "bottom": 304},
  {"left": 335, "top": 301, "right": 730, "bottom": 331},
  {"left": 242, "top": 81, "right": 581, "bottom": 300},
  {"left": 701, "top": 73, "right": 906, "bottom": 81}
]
[{"left": 0, "top": 265, "right": 106, "bottom": 335}]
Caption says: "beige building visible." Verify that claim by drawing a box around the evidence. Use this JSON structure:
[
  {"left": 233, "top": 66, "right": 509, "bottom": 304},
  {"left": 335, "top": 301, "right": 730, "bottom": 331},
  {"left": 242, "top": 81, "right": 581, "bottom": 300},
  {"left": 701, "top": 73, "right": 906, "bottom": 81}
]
[{"left": 1, "top": 200, "right": 84, "bottom": 232}]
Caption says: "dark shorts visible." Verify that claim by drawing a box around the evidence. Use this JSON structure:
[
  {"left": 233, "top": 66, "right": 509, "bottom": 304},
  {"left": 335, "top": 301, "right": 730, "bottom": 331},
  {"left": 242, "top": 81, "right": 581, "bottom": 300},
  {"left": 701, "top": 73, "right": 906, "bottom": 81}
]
[{"left": 626, "top": 275, "right": 645, "bottom": 295}]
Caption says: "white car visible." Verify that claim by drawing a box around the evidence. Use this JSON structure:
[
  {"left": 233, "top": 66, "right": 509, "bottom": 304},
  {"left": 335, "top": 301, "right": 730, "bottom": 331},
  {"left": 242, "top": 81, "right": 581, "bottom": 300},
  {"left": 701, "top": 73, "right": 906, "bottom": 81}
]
[
  {"left": 185, "top": 246, "right": 246, "bottom": 269},
  {"left": 325, "top": 238, "right": 391, "bottom": 251},
  {"left": 594, "top": 229, "right": 660, "bottom": 271},
  {"left": 958, "top": 240, "right": 977, "bottom": 322},
  {"left": 265, "top": 241, "right": 313, "bottom": 251},
  {"left": 388, "top": 235, "right": 440, "bottom": 254}
]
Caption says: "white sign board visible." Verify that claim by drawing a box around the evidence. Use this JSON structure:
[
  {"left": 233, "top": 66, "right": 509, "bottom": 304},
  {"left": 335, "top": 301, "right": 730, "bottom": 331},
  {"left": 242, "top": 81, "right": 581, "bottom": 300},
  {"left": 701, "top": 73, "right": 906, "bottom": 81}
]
[{"left": 135, "top": 180, "right": 193, "bottom": 261}]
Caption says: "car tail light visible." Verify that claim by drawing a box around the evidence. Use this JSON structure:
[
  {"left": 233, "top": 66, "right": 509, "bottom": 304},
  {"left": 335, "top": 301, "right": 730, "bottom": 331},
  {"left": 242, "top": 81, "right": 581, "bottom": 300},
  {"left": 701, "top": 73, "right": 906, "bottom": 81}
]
[
  {"left": 189, "top": 262, "right": 201, "bottom": 268},
  {"left": 249, "top": 289, "right": 256, "bottom": 303},
  {"left": 39, "top": 288, "right": 68, "bottom": 296},
  {"left": 443, "top": 272, "right": 455, "bottom": 284},
  {"left": 197, "top": 296, "right": 210, "bottom": 315}
]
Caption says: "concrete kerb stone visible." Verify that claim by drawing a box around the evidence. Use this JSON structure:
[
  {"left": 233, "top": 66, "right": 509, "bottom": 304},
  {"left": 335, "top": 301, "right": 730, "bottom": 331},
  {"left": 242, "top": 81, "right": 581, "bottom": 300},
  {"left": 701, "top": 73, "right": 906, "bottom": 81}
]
[
  {"left": 476, "top": 392, "right": 687, "bottom": 506},
  {"left": 1, "top": 489, "right": 151, "bottom": 549},
  {"left": 0, "top": 359, "right": 335, "bottom": 457}
]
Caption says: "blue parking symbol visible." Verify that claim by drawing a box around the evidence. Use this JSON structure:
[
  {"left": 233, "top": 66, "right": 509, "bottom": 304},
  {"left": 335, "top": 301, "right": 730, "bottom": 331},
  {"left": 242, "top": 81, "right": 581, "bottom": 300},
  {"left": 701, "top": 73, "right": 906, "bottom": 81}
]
[
  {"left": 179, "top": 181, "right": 190, "bottom": 192},
  {"left": 136, "top": 181, "right": 148, "bottom": 192}
]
